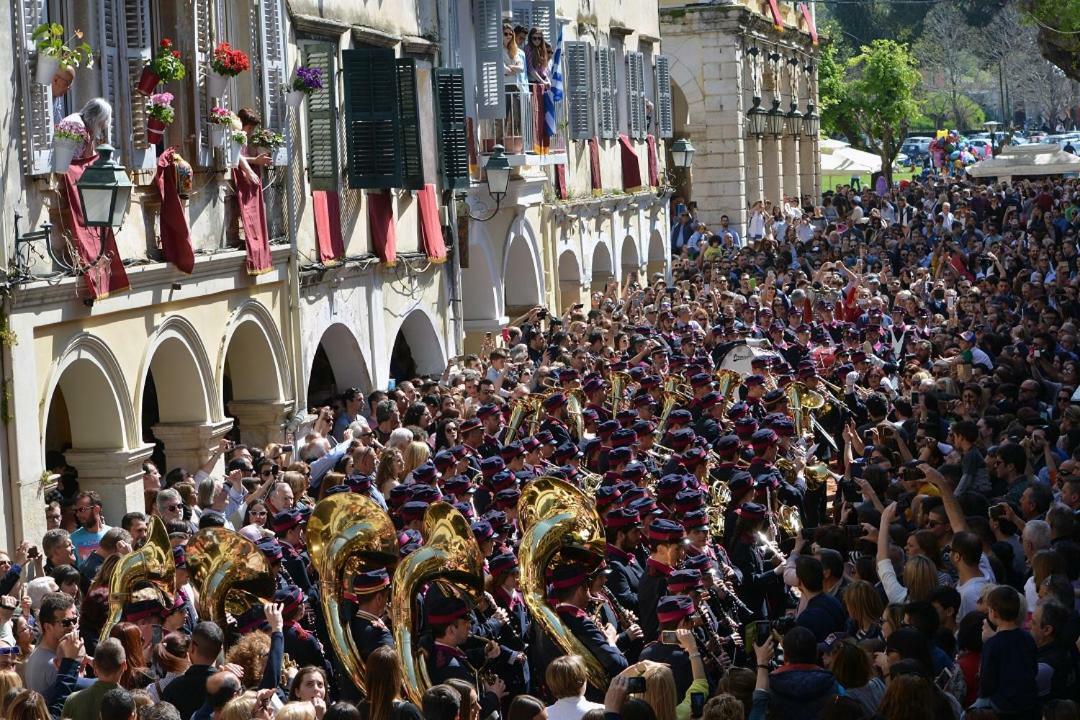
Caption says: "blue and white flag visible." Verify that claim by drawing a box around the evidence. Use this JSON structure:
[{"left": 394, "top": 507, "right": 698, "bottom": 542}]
[{"left": 544, "top": 26, "right": 564, "bottom": 140}]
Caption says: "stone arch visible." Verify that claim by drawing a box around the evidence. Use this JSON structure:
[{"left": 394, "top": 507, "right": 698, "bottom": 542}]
[
  {"left": 42, "top": 333, "right": 138, "bottom": 452},
  {"left": 647, "top": 228, "right": 668, "bottom": 279},
  {"left": 557, "top": 249, "right": 582, "bottom": 312},
  {"left": 389, "top": 308, "right": 447, "bottom": 380},
  {"left": 590, "top": 239, "right": 614, "bottom": 294},
  {"left": 137, "top": 316, "right": 218, "bottom": 426},
  {"left": 502, "top": 217, "right": 544, "bottom": 316},
  {"left": 620, "top": 234, "right": 641, "bottom": 277},
  {"left": 461, "top": 221, "right": 500, "bottom": 323},
  {"left": 668, "top": 57, "right": 705, "bottom": 121},
  {"left": 218, "top": 301, "right": 291, "bottom": 404},
  {"left": 307, "top": 323, "right": 373, "bottom": 407}
]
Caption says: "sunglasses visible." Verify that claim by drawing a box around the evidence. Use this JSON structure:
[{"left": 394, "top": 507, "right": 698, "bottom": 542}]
[
  {"left": 52, "top": 617, "right": 78, "bottom": 628},
  {"left": 250, "top": 510, "right": 268, "bottom": 517},
  {"left": 261, "top": 465, "right": 281, "bottom": 477},
  {"left": 165, "top": 504, "right": 181, "bottom": 512}
]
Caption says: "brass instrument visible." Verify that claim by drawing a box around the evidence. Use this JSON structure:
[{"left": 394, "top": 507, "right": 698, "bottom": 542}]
[
  {"left": 517, "top": 477, "right": 608, "bottom": 690},
  {"left": 566, "top": 389, "right": 585, "bottom": 440},
  {"left": 804, "top": 462, "right": 835, "bottom": 492},
  {"left": 786, "top": 382, "right": 825, "bottom": 440},
  {"left": 309, "top": 493, "right": 399, "bottom": 697},
  {"left": 504, "top": 395, "right": 540, "bottom": 444},
  {"left": 186, "top": 528, "right": 276, "bottom": 629},
  {"left": 393, "top": 502, "right": 485, "bottom": 705},
  {"left": 776, "top": 503, "right": 803, "bottom": 537},
  {"left": 715, "top": 369, "right": 743, "bottom": 403},
  {"left": 654, "top": 383, "right": 691, "bottom": 442},
  {"left": 706, "top": 480, "right": 731, "bottom": 537},
  {"left": 100, "top": 515, "right": 174, "bottom": 643},
  {"left": 609, "top": 371, "right": 631, "bottom": 416}
]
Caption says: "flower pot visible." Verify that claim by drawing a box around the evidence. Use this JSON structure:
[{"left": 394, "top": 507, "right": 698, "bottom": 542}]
[
  {"left": 287, "top": 89, "right": 305, "bottom": 109},
  {"left": 210, "top": 124, "right": 226, "bottom": 147},
  {"left": 35, "top": 53, "right": 60, "bottom": 85},
  {"left": 147, "top": 117, "right": 168, "bottom": 144},
  {"left": 228, "top": 139, "right": 244, "bottom": 168},
  {"left": 52, "top": 138, "right": 80, "bottom": 173},
  {"left": 206, "top": 70, "right": 229, "bottom": 97},
  {"left": 136, "top": 67, "right": 160, "bottom": 95},
  {"left": 272, "top": 145, "right": 288, "bottom": 166}
]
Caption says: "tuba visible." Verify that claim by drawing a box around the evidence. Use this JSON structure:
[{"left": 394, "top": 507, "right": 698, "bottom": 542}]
[
  {"left": 308, "top": 493, "right": 399, "bottom": 698},
  {"left": 186, "top": 528, "right": 276, "bottom": 630},
  {"left": 609, "top": 371, "right": 631, "bottom": 416},
  {"left": 785, "top": 382, "right": 825, "bottom": 439},
  {"left": 100, "top": 515, "right": 174, "bottom": 643},
  {"left": 715, "top": 369, "right": 743, "bottom": 403},
  {"left": 504, "top": 395, "right": 539, "bottom": 444},
  {"left": 392, "top": 502, "right": 485, "bottom": 706},
  {"left": 517, "top": 477, "right": 608, "bottom": 689},
  {"left": 565, "top": 389, "right": 585, "bottom": 439}
]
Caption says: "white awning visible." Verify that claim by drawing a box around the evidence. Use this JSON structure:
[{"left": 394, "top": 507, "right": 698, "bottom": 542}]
[{"left": 966, "top": 143, "right": 1080, "bottom": 178}]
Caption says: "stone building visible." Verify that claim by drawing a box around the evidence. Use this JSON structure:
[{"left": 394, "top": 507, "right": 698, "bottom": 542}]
[{"left": 659, "top": 0, "right": 821, "bottom": 233}]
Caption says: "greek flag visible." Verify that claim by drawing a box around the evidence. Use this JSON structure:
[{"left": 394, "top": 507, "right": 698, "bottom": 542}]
[{"left": 544, "top": 26, "right": 564, "bottom": 139}]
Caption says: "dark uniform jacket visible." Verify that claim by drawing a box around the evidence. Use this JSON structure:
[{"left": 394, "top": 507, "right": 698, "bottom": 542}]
[
  {"left": 606, "top": 544, "right": 643, "bottom": 612},
  {"left": 529, "top": 604, "right": 627, "bottom": 701},
  {"left": 637, "top": 558, "right": 673, "bottom": 643}
]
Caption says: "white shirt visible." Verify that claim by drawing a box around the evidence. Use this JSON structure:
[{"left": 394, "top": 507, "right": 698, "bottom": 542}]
[
  {"left": 546, "top": 696, "right": 605, "bottom": 720},
  {"left": 957, "top": 575, "right": 989, "bottom": 621}
]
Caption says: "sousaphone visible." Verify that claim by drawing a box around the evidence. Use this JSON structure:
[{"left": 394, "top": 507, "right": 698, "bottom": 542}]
[
  {"left": 100, "top": 515, "right": 174, "bottom": 643},
  {"left": 186, "top": 527, "right": 276, "bottom": 629}
]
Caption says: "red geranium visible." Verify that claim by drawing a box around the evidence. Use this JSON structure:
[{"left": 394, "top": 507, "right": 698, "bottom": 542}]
[{"left": 210, "top": 42, "right": 250, "bottom": 77}]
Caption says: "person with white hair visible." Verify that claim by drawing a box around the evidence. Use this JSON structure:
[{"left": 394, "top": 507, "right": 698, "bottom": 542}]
[{"left": 60, "top": 98, "right": 113, "bottom": 159}]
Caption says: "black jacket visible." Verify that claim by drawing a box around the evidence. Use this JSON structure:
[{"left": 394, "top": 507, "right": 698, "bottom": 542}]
[{"left": 161, "top": 664, "right": 217, "bottom": 720}]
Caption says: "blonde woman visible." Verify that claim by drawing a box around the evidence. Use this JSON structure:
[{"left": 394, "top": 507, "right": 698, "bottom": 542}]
[
  {"left": 375, "top": 448, "right": 405, "bottom": 497},
  {"left": 401, "top": 441, "right": 431, "bottom": 481},
  {"left": 276, "top": 701, "right": 319, "bottom": 720},
  {"left": 843, "top": 580, "right": 885, "bottom": 641}
]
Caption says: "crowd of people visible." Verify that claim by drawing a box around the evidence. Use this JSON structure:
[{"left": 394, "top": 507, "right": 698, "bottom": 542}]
[{"left": 2, "top": 168, "right": 1080, "bottom": 720}]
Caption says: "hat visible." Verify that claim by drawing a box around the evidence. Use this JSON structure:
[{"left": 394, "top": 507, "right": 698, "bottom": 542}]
[
  {"left": 615, "top": 409, "right": 639, "bottom": 425},
  {"left": 499, "top": 442, "right": 525, "bottom": 461},
  {"left": 632, "top": 394, "right": 654, "bottom": 409},
  {"left": 453, "top": 501, "right": 475, "bottom": 519},
  {"left": 633, "top": 420, "right": 656, "bottom": 436},
  {"left": 535, "top": 431, "right": 556, "bottom": 446},
  {"left": 667, "top": 568, "right": 703, "bottom": 593},
  {"left": 494, "top": 487, "right": 521, "bottom": 509},
  {"left": 735, "top": 502, "right": 767, "bottom": 521},
  {"left": 750, "top": 428, "right": 779, "bottom": 449},
  {"left": 235, "top": 604, "right": 268, "bottom": 634},
  {"left": 745, "top": 374, "right": 766, "bottom": 387},
  {"left": 666, "top": 428, "right": 695, "bottom": 449},
  {"left": 433, "top": 450, "right": 456, "bottom": 471},
  {"left": 583, "top": 377, "right": 606, "bottom": 394},
  {"left": 680, "top": 447, "right": 707, "bottom": 470},
  {"left": 690, "top": 373, "right": 713, "bottom": 389},
  {"left": 605, "top": 507, "right": 641, "bottom": 530},
  {"left": 699, "top": 391, "right": 723, "bottom": 410},
  {"left": 351, "top": 567, "right": 391, "bottom": 594},
  {"left": 426, "top": 595, "right": 470, "bottom": 625},
  {"left": 581, "top": 408, "right": 600, "bottom": 423},
  {"left": 543, "top": 393, "right": 568, "bottom": 411},
  {"left": 480, "top": 456, "right": 506, "bottom": 478},
  {"left": 609, "top": 446, "right": 633, "bottom": 463},
  {"left": 256, "top": 537, "right": 283, "bottom": 563},
  {"left": 553, "top": 443, "right": 582, "bottom": 462},
  {"left": 611, "top": 428, "right": 637, "bottom": 447},
  {"left": 770, "top": 417, "right": 796, "bottom": 437},
  {"left": 401, "top": 500, "right": 430, "bottom": 523},
  {"left": 727, "top": 402, "right": 750, "bottom": 420},
  {"left": 482, "top": 509, "right": 508, "bottom": 531},
  {"left": 674, "top": 489, "right": 705, "bottom": 513},
  {"left": 656, "top": 595, "right": 696, "bottom": 623},
  {"left": 476, "top": 404, "right": 500, "bottom": 420},
  {"left": 668, "top": 409, "right": 693, "bottom": 426},
  {"left": 763, "top": 388, "right": 786, "bottom": 407},
  {"left": 629, "top": 496, "right": 663, "bottom": 517},
  {"left": 271, "top": 508, "right": 303, "bottom": 534},
  {"left": 622, "top": 462, "right": 647, "bottom": 482},
  {"left": 735, "top": 417, "right": 759, "bottom": 439},
  {"left": 648, "top": 518, "right": 687, "bottom": 543},
  {"left": 683, "top": 553, "right": 713, "bottom": 572},
  {"left": 121, "top": 587, "right": 169, "bottom": 623},
  {"left": 657, "top": 474, "right": 688, "bottom": 499},
  {"left": 442, "top": 476, "right": 475, "bottom": 496},
  {"left": 596, "top": 486, "right": 622, "bottom": 511},
  {"left": 274, "top": 585, "right": 305, "bottom": 616},
  {"left": 410, "top": 484, "right": 443, "bottom": 503},
  {"left": 460, "top": 418, "right": 482, "bottom": 433},
  {"left": 960, "top": 330, "right": 976, "bottom": 343},
  {"left": 489, "top": 551, "right": 519, "bottom": 576},
  {"left": 412, "top": 462, "right": 440, "bottom": 484},
  {"left": 471, "top": 520, "right": 495, "bottom": 541},
  {"left": 597, "top": 420, "right": 620, "bottom": 438},
  {"left": 818, "top": 631, "right": 851, "bottom": 656},
  {"left": 346, "top": 473, "right": 373, "bottom": 493},
  {"left": 172, "top": 545, "right": 187, "bottom": 570},
  {"left": 716, "top": 435, "right": 740, "bottom": 457},
  {"left": 549, "top": 563, "right": 590, "bottom": 590}
]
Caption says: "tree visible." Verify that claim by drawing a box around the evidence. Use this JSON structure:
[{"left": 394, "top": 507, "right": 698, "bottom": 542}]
[
  {"left": 825, "top": 0, "right": 933, "bottom": 48},
  {"left": 818, "top": 41, "right": 857, "bottom": 143},
  {"left": 913, "top": 1, "right": 981, "bottom": 132},
  {"left": 1018, "top": 0, "right": 1080, "bottom": 83},
  {"left": 845, "top": 39, "right": 922, "bottom": 185},
  {"left": 917, "top": 91, "right": 985, "bottom": 131}
]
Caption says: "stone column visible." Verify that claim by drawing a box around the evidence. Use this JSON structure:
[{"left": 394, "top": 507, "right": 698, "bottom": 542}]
[
  {"left": 64, "top": 445, "right": 155, "bottom": 525},
  {"left": 782, "top": 134, "right": 801, "bottom": 201},
  {"left": 151, "top": 419, "right": 235, "bottom": 476},
  {"left": 745, "top": 138, "right": 763, "bottom": 209},
  {"left": 762, "top": 136, "right": 783, "bottom": 207},
  {"left": 227, "top": 401, "right": 294, "bottom": 449},
  {"left": 800, "top": 131, "right": 818, "bottom": 202}
]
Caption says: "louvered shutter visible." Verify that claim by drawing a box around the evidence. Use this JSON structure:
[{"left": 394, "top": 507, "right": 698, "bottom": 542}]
[
  {"left": 303, "top": 43, "right": 339, "bottom": 191},
  {"left": 596, "top": 47, "right": 614, "bottom": 139},
  {"left": 655, "top": 55, "right": 673, "bottom": 139},
  {"left": 627, "top": 52, "right": 645, "bottom": 140},
  {"left": 396, "top": 59, "right": 424, "bottom": 190},
  {"left": 510, "top": 1, "right": 532, "bottom": 33},
  {"left": 191, "top": 0, "right": 216, "bottom": 166},
  {"left": 257, "top": 0, "right": 288, "bottom": 133},
  {"left": 16, "top": 0, "right": 53, "bottom": 175},
  {"left": 99, "top": 0, "right": 122, "bottom": 147},
  {"left": 434, "top": 68, "right": 469, "bottom": 191},
  {"left": 565, "top": 40, "right": 591, "bottom": 140},
  {"left": 123, "top": 0, "right": 156, "bottom": 170},
  {"left": 342, "top": 48, "right": 399, "bottom": 190},
  {"left": 531, "top": 0, "right": 556, "bottom": 47},
  {"left": 473, "top": 0, "right": 504, "bottom": 119}
]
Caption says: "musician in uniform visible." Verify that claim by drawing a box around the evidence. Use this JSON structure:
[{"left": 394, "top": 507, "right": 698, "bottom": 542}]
[
  {"left": 273, "top": 509, "right": 313, "bottom": 594},
  {"left": 425, "top": 595, "right": 503, "bottom": 717},
  {"left": 639, "top": 595, "right": 702, "bottom": 699},
  {"left": 256, "top": 537, "right": 292, "bottom": 593},
  {"left": 693, "top": 392, "right": 726, "bottom": 447},
  {"left": 539, "top": 393, "right": 574, "bottom": 447},
  {"left": 459, "top": 419, "right": 486, "bottom": 471},
  {"left": 637, "top": 518, "right": 687, "bottom": 642},
  {"left": 604, "top": 508, "right": 644, "bottom": 613},
  {"left": 476, "top": 404, "right": 504, "bottom": 458},
  {"left": 742, "top": 375, "right": 768, "bottom": 418},
  {"left": 278, "top": 584, "right": 335, "bottom": 684},
  {"left": 727, "top": 503, "right": 783, "bottom": 618},
  {"left": 582, "top": 377, "right": 610, "bottom": 423}
]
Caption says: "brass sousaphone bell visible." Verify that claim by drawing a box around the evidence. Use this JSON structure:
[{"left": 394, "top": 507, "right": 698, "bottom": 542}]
[
  {"left": 308, "top": 492, "right": 399, "bottom": 697},
  {"left": 100, "top": 515, "right": 175, "bottom": 643},
  {"left": 186, "top": 527, "right": 277, "bottom": 629}
]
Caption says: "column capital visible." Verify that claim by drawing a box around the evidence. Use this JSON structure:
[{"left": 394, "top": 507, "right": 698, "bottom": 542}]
[
  {"left": 151, "top": 420, "right": 235, "bottom": 475},
  {"left": 227, "top": 401, "right": 295, "bottom": 449},
  {"left": 63, "top": 445, "right": 156, "bottom": 524}
]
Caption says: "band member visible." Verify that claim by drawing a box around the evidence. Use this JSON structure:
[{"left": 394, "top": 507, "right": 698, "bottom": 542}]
[
  {"left": 728, "top": 503, "right": 783, "bottom": 618},
  {"left": 273, "top": 509, "right": 313, "bottom": 594},
  {"left": 604, "top": 508, "right": 644, "bottom": 615},
  {"left": 539, "top": 393, "right": 575, "bottom": 446},
  {"left": 346, "top": 568, "right": 395, "bottom": 659},
  {"left": 639, "top": 594, "right": 700, "bottom": 699},
  {"left": 637, "top": 519, "right": 687, "bottom": 642},
  {"left": 425, "top": 595, "right": 503, "bottom": 716}
]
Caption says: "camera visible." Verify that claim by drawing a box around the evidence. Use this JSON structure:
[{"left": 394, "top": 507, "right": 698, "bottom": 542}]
[
  {"left": 626, "top": 676, "right": 647, "bottom": 693},
  {"left": 901, "top": 462, "right": 924, "bottom": 482}
]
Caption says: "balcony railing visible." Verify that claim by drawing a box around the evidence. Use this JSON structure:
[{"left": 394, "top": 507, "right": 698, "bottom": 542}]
[{"left": 476, "top": 85, "right": 566, "bottom": 170}]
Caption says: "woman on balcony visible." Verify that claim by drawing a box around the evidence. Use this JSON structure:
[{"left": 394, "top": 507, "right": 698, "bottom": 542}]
[
  {"left": 502, "top": 22, "right": 527, "bottom": 152},
  {"left": 237, "top": 107, "right": 272, "bottom": 184},
  {"left": 525, "top": 28, "right": 551, "bottom": 89},
  {"left": 59, "top": 98, "right": 112, "bottom": 159}
]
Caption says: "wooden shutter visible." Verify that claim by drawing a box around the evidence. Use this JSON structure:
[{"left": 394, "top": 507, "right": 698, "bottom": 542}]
[
  {"left": 123, "top": 0, "right": 156, "bottom": 170},
  {"left": 473, "top": 0, "right": 504, "bottom": 120},
  {"left": 565, "top": 40, "right": 591, "bottom": 140},
  {"left": 303, "top": 43, "right": 339, "bottom": 191},
  {"left": 257, "top": 0, "right": 288, "bottom": 132},
  {"left": 655, "top": 54, "right": 673, "bottom": 139},
  {"left": 396, "top": 59, "right": 424, "bottom": 190},
  {"left": 627, "top": 51, "right": 645, "bottom": 140},
  {"left": 434, "top": 68, "right": 469, "bottom": 191},
  {"left": 99, "top": 0, "right": 122, "bottom": 147},
  {"left": 16, "top": 0, "right": 53, "bottom": 176},
  {"left": 510, "top": 1, "right": 532, "bottom": 33},
  {"left": 531, "top": 0, "right": 556, "bottom": 48},
  {"left": 596, "top": 47, "right": 615, "bottom": 139},
  {"left": 342, "top": 48, "right": 399, "bottom": 190},
  {"left": 190, "top": 0, "right": 216, "bottom": 166}
]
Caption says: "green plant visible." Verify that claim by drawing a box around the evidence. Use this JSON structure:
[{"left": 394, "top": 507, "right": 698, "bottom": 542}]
[
  {"left": 147, "top": 92, "right": 175, "bottom": 123},
  {"left": 31, "top": 23, "right": 94, "bottom": 69},
  {"left": 229, "top": 130, "right": 248, "bottom": 145},
  {"left": 147, "top": 38, "right": 185, "bottom": 81},
  {"left": 250, "top": 128, "right": 285, "bottom": 148}
]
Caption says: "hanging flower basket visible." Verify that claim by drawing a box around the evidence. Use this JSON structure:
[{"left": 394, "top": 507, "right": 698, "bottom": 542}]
[
  {"left": 146, "top": 92, "right": 175, "bottom": 143},
  {"left": 147, "top": 117, "right": 167, "bottom": 143},
  {"left": 31, "top": 23, "right": 93, "bottom": 85},
  {"left": 35, "top": 53, "right": 60, "bottom": 85},
  {"left": 207, "top": 42, "right": 249, "bottom": 98},
  {"left": 208, "top": 106, "right": 239, "bottom": 147},
  {"left": 287, "top": 89, "right": 304, "bottom": 109},
  {"left": 139, "top": 38, "right": 185, "bottom": 95},
  {"left": 228, "top": 131, "right": 247, "bottom": 167},
  {"left": 286, "top": 66, "right": 322, "bottom": 111},
  {"left": 137, "top": 67, "right": 160, "bottom": 95},
  {"left": 207, "top": 70, "right": 229, "bottom": 97},
  {"left": 210, "top": 124, "right": 225, "bottom": 146},
  {"left": 52, "top": 137, "right": 80, "bottom": 173}
]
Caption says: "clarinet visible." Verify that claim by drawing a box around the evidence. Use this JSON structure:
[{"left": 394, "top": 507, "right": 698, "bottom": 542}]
[
  {"left": 483, "top": 591, "right": 525, "bottom": 646},
  {"left": 710, "top": 568, "right": 752, "bottom": 619},
  {"left": 598, "top": 586, "right": 638, "bottom": 629},
  {"left": 691, "top": 609, "right": 732, "bottom": 671}
]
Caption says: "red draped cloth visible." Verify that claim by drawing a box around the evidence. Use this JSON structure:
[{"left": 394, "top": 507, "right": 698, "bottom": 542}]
[
  {"left": 154, "top": 147, "right": 194, "bottom": 274},
  {"left": 588, "top": 137, "right": 602, "bottom": 196},
  {"left": 555, "top": 165, "right": 568, "bottom": 200},
  {"left": 368, "top": 191, "right": 397, "bottom": 266},
  {"left": 59, "top": 154, "right": 130, "bottom": 300},
  {"left": 231, "top": 168, "right": 272, "bottom": 275},
  {"left": 619, "top": 134, "right": 643, "bottom": 192},
  {"left": 646, "top": 135, "right": 660, "bottom": 188},
  {"left": 313, "top": 190, "right": 344, "bottom": 265},
  {"left": 417, "top": 184, "right": 446, "bottom": 263}
]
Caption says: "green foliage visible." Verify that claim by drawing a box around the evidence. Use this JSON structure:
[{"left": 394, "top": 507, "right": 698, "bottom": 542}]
[
  {"left": 31, "top": 23, "right": 94, "bottom": 69},
  {"left": 844, "top": 39, "right": 922, "bottom": 183},
  {"left": 818, "top": 41, "right": 848, "bottom": 139},
  {"left": 825, "top": 0, "right": 933, "bottom": 48},
  {"left": 1019, "top": 0, "right": 1080, "bottom": 81},
  {"left": 914, "top": 91, "right": 985, "bottom": 132}
]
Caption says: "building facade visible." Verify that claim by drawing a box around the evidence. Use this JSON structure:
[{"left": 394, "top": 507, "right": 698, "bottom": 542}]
[
  {"left": 659, "top": 0, "right": 821, "bottom": 233},
  {"left": 0, "top": 0, "right": 463, "bottom": 547}
]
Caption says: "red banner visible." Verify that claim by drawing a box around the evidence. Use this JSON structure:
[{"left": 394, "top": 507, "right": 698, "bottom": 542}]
[
  {"left": 646, "top": 135, "right": 660, "bottom": 187},
  {"left": 231, "top": 169, "right": 272, "bottom": 275},
  {"left": 154, "top": 147, "right": 194, "bottom": 274},
  {"left": 417, "top": 184, "right": 446, "bottom": 263},
  {"left": 588, "top": 137, "right": 602, "bottom": 197},
  {"left": 798, "top": 3, "right": 818, "bottom": 44},
  {"left": 313, "top": 190, "right": 344, "bottom": 265},
  {"left": 368, "top": 191, "right": 397, "bottom": 266},
  {"left": 59, "top": 154, "right": 130, "bottom": 300},
  {"left": 554, "top": 165, "right": 568, "bottom": 200},
  {"left": 619, "top": 134, "right": 642, "bottom": 192},
  {"left": 766, "top": 0, "right": 784, "bottom": 30}
]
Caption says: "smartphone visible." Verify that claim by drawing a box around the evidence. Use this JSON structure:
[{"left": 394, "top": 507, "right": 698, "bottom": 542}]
[
  {"left": 753, "top": 620, "right": 772, "bottom": 647},
  {"left": 690, "top": 692, "right": 706, "bottom": 719},
  {"left": 911, "top": 391, "right": 920, "bottom": 405},
  {"left": 387, "top": 379, "right": 397, "bottom": 391},
  {"left": 485, "top": 331, "right": 493, "bottom": 340},
  {"left": 152, "top": 623, "right": 162, "bottom": 646},
  {"left": 626, "top": 676, "right": 647, "bottom": 693},
  {"left": 676, "top": 203, "right": 687, "bottom": 216},
  {"left": 280, "top": 445, "right": 294, "bottom": 454},
  {"left": 660, "top": 630, "right": 681, "bottom": 645},
  {"left": 501, "top": 328, "right": 511, "bottom": 343}
]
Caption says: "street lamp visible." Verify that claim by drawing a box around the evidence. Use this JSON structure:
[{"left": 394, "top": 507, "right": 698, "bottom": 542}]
[
  {"left": 463, "top": 145, "right": 512, "bottom": 222},
  {"left": 786, "top": 101, "right": 803, "bottom": 137},
  {"left": 746, "top": 96, "right": 767, "bottom": 138},
  {"left": 766, "top": 98, "right": 785, "bottom": 139},
  {"left": 802, "top": 103, "right": 819, "bottom": 138},
  {"left": 669, "top": 138, "right": 695, "bottom": 169},
  {"left": 77, "top": 145, "right": 133, "bottom": 229}
]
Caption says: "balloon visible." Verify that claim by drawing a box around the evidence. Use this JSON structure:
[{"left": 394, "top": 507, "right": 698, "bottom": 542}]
[{"left": 950, "top": 150, "right": 961, "bottom": 159}]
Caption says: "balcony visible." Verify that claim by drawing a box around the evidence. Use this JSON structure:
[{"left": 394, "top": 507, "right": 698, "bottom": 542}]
[{"left": 476, "top": 85, "right": 566, "bottom": 171}]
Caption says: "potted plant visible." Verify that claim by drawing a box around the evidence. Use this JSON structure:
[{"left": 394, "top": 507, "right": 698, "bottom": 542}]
[
  {"left": 138, "top": 38, "right": 185, "bottom": 95},
  {"left": 288, "top": 66, "right": 323, "bottom": 109},
  {"left": 146, "top": 92, "right": 175, "bottom": 143},
  {"left": 208, "top": 41, "right": 249, "bottom": 97},
  {"left": 31, "top": 23, "right": 93, "bottom": 85},
  {"left": 52, "top": 119, "right": 89, "bottom": 173},
  {"left": 208, "top": 106, "right": 240, "bottom": 146},
  {"left": 228, "top": 130, "right": 247, "bottom": 167},
  {"left": 250, "top": 128, "right": 287, "bottom": 165}
]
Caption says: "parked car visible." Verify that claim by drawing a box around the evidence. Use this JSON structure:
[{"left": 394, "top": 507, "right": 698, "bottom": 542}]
[{"left": 901, "top": 136, "right": 932, "bottom": 162}]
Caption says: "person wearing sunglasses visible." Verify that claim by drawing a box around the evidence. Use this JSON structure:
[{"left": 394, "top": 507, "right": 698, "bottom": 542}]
[{"left": 24, "top": 591, "right": 78, "bottom": 694}]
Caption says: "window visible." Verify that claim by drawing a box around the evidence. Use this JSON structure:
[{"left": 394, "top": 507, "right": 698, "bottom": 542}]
[
  {"left": 564, "top": 40, "right": 592, "bottom": 140},
  {"left": 15, "top": 0, "right": 53, "bottom": 176},
  {"left": 100, "top": 0, "right": 156, "bottom": 171},
  {"left": 510, "top": 0, "right": 556, "bottom": 48},
  {"left": 595, "top": 46, "right": 615, "bottom": 139},
  {"left": 655, "top": 55, "right": 673, "bottom": 139},
  {"left": 303, "top": 42, "right": 339, "bottom": 191},
  {"left": 190, "top": 0, "right": 227, "bottom": 167},
  {"left": 434, "top": 68, "right": 469, "bottom": 191}
]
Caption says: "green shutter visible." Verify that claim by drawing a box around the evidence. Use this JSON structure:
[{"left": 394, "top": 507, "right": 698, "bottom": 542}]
[
  {"left": 396, "top": 59, "right": 424, "bottom": 190},
  {"left": 433, "top": 68, "right": 469, "bottom": 191},
  {"left": 342, "top": 48, "right": 400, "bottom": 189},
  {"left": 303, "top": 43, "right": 339, "bottom": 191}
]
